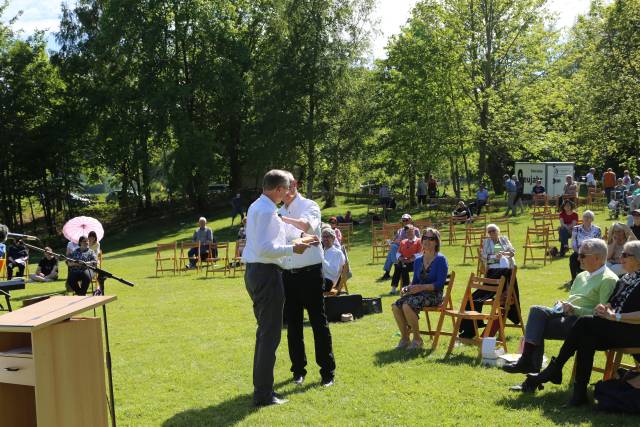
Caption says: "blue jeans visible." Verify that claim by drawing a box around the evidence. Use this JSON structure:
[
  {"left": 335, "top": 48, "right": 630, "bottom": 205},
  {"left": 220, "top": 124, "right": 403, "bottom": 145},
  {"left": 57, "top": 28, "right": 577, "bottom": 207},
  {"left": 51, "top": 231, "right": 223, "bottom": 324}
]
[
  {"left": 383, "top": 243, "right": 399, "bottom": 273},
  {"left": 559, "top": 227, "right": 571, "bottom": 250}
]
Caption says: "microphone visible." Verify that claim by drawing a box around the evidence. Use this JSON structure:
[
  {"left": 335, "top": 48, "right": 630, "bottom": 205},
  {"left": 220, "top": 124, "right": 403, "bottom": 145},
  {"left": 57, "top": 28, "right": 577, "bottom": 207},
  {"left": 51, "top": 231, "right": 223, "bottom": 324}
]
[{"left": 7, "top": 232, "right": 40, "bottom": 241}]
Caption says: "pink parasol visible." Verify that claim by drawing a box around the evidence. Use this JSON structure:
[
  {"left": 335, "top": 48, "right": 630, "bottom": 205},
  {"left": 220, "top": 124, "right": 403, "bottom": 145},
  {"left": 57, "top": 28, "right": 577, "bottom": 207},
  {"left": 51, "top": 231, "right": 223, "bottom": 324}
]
[{"left": 62, "top": 216, "right": 104, "bottom": 244}]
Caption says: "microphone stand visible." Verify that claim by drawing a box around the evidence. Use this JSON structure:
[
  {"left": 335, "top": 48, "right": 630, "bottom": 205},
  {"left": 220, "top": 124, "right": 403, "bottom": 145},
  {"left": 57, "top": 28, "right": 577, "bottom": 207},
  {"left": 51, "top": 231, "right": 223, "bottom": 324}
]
[{"left": 21, "top": 241, "right": 133, "bottom": 427}]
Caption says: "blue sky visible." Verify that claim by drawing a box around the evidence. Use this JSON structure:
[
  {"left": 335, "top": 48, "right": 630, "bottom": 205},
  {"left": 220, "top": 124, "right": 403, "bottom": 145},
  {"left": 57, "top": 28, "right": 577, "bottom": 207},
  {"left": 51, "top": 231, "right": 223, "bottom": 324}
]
[{"left": 4, "top": 0, "right": 594, "bottom": 58}]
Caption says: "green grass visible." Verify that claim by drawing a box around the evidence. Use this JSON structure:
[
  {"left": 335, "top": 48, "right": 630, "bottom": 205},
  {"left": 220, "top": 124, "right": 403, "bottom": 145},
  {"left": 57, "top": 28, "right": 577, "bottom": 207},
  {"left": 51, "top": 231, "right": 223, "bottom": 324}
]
[{"left": 7, "top": 199, "right": 639, "bottom": 426}]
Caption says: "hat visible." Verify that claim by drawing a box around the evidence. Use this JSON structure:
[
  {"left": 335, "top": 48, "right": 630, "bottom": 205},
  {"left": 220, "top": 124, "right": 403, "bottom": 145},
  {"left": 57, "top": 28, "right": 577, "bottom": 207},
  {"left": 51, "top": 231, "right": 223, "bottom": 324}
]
[
  {"left": 632, "top": 209, "right": 640, "bottom": 217},
  {"left": 401, "top": 213, "right": 412, "bottom": 220}
]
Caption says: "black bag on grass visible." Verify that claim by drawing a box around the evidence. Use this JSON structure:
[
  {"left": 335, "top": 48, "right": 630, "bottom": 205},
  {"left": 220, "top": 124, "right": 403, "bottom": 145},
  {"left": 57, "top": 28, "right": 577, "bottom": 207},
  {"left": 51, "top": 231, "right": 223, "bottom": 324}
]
[
  {"left": 362, "top": 297, "right": 383, "bottom": 315},
  {"left": 594, "top": 374, "right": 640, "bottom": 414}
]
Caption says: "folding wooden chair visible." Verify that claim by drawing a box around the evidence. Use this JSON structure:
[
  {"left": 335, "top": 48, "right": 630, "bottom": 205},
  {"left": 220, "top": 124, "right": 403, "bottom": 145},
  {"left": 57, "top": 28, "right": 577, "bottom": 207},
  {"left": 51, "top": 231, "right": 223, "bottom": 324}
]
[
  {"left": 178, "top": 241, "right": 201, "bottom": 273},
  {"left": 470, "top": 214, "right": 487, "bottom": 227},
  {"left": 478, "top": 266, "right": 524, "bottom": 337},
  {"left": 155, "top": 242, "right": 177, "bottom": 276},
  {"left": 413, "top": 219, "right": 433, "bottom": 231},
  {"left": 326, "top": 261, "right": 351, "bottom": 296},
  {"left": 531, "top": 194, "right": 548, "bottom": 211},
  {"left": 522, "top": 226, "right": 552, "bottom": 266},
  {"left": 449, "top": 216, "right": 468, "bottom": 245},
  {"left": 336, "top": 224, "right": 351, "bottom": 249},
  {"left": 437, "top": 273, "right": 507, "bottom": 358},
  {"left": 415, "top": 272, "right": 455, "bottom": 347},
  {"left": 205, "top": 242, "right": 230, "bottom": 277},
  {"left": 371, "top": 224, "right": 396, "bottom": 263},
  {"left": 571, "top": 347, "right": 640, "bottom": 382},
  {"left": 230, "top": 239, "right": 246, "bottom": 277},
  {"left": 433, "top": 217, "right": 451, "bottom": 245},
  {"left": 462, "top": 227, "right": 486, "bottom": 264}
]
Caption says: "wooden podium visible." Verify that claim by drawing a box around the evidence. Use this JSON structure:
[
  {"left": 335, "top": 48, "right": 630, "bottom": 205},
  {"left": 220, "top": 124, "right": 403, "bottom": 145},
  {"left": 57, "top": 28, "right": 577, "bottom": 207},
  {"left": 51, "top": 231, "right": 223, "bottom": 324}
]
[{"left": 0, "top": 295, "right": 116, "bottom": 427}]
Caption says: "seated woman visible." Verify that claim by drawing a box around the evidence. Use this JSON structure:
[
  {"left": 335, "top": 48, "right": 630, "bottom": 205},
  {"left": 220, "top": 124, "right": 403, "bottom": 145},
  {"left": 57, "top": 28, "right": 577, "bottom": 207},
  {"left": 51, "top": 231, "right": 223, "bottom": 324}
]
[
  {"left": 321, "top": 228, "right": 346, "bottom": 294},
  {"left": 458, "top": 224, "right": 520, "bottom": 338},
  {"left": 88, "top": 231, "right": 101, "bottom": 257},
  {"left": 558, "top": 200, "right": 578, "bottom": 256},
  {"left": 66, "top": 235, "right": 98, "bottom": 296},
  {"left": 515, "top": 240, "right": 640, "bottom": 406},
  {"left": 30, "top": 247, "right": 59, "bottom": 282},
  {"left": 607, "top": 223, "right": 636, "bottom": 276},
  {"left": 6, "top": 239, "right": 29, "bottom": 280},
  {"left": 389, "top": 225, "right": 422, "bottom": 295},
  {"left": 328, "top": 217, "right": 343, "bottom": 246},
  {"left": 391, "top": 228, "right": 448, "bottom": 350},
  {"left": 569, "top": 210, "right": 602, "bottom": 282}
]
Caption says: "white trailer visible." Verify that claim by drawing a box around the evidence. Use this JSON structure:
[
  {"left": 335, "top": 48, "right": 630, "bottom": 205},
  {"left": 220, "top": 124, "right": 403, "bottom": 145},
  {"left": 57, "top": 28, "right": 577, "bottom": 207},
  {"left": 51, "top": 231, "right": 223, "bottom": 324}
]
[{"left": 514, "top": 162, "right": 575, "bottom": 197}]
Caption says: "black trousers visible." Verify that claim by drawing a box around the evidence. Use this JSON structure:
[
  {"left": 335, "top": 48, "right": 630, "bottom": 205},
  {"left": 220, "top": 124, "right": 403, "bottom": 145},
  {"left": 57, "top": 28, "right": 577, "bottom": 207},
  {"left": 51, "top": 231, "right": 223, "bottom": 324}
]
[
  {"left": 555, "top": 316, "right": 640, "bottom": 387},
  {"left": 283, "top": 264, "right": 335, "bottom": 382},
  {"left": 6, "top": 261, "right": 25, "bottom": 280},
  {"left": 459, "top": 268, "right": 520, "bottom": 337},
  {"left": 391, "top": 261, "right": 414, "bottom": 289},
  {"left": 569, "top": 252, "right": 583, "bottom": 281},
  {"left": 245, "top": 263, "right": 285, "bottom": 404},
  {"left": 67, "top": 269, "right": 93, "bottom": 295}
]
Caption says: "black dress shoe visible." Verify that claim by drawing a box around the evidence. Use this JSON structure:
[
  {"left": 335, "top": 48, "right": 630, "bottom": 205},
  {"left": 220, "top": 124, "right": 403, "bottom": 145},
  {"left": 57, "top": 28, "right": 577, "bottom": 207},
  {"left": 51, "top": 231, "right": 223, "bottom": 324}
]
[
  {"left": 527, "top": 357, "right": 563, "bottom": 385},
  {"left": 502, "top": 359, "right": 539, "bottom": 374},
  {"left": 254, "top": 393, "right": 288, "bottom": 407},
  {"left": 509, "top": 377, "right": 544, "bottom": 393}
]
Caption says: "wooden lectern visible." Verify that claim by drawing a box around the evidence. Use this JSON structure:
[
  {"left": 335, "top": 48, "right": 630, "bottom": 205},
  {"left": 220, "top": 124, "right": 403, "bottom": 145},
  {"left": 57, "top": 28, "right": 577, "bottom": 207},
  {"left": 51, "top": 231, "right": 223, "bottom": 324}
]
[{"left": 0, "top": 295, "right": 116, "bottom": 427}]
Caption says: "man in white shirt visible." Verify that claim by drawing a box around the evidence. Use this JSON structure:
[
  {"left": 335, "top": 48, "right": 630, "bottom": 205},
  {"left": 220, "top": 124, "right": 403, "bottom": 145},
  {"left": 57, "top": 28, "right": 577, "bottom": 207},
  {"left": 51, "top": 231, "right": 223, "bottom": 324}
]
[
  {"left": 242, "top": 170, "right": 309, "bottom": 407},
  {"left": 280, "top": 175, "right": 336, "bottom": 387}
]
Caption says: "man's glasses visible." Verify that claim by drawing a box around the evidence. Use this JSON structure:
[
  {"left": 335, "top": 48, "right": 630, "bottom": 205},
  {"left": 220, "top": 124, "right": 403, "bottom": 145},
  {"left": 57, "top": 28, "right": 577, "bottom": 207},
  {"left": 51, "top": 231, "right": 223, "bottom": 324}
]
[
  {"left": 578, "top": 253, "right": 592, "bottom": 259},
  {"left": 487, "top": 229, "right": 498, "bottom": 234},
  {"left": 621, "top": 252, "right": 633, "bottom": 259}
]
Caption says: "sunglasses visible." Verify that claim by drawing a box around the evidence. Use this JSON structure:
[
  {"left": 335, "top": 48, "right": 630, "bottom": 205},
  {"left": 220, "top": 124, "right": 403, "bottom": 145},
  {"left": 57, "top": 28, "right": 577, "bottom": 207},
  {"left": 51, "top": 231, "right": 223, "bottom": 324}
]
[
  {"left": 621, "top": 252, "right": 634, "bottom": 259},
  {"left": 422, "top": 236, "right": 437, "bottom": 241}
]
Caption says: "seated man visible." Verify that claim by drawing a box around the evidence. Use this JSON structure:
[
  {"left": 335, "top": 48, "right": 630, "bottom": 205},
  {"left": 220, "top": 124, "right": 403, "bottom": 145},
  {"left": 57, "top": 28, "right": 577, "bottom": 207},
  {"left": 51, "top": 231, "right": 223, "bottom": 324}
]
[
  {"left": 30, "top": 247, "right": 59, "bottom": 282},
  {"left": 321, "top": 228, "right": 346, "bottom": 294},
  {"left": 379, "top": 214, "right": 420, "bottom": 281},
  {"left": 6, "top": 239, "right": 28, "bottom": 280},
  {"left": 531, "top": 179, "right": 546, "bottom": 204},
  {"left": 503, "top": 239, "right": 617, "bottom": 374},
  {"left": 188, "top": 217, "right": 215, "bottom": 268},
  {"left": 475, "top": 184, "right": 490, "bottom": 215}
]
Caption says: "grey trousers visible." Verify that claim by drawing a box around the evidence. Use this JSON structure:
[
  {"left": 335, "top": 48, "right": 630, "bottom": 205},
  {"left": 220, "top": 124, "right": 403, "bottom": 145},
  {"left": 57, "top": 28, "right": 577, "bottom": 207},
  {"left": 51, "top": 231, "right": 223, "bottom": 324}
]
[
  {"left": 506, "top": 192, "right": 517, "bottom": 216},
  {"left": 524, "top": 305, "right": 578, "bottom": 368},
  {"left": 525, "top": 305, "right": 578, "bottom": 345},
  {"left": 245, "top": 263, "right": 285, "bottom": 404}
]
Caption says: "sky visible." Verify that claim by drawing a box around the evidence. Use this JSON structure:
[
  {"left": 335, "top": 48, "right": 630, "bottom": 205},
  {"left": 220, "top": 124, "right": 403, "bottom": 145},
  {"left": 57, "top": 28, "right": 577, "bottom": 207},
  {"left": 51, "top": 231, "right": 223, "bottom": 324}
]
[{"left": 3, "top": 0, "right": 594, "bottom": 58}]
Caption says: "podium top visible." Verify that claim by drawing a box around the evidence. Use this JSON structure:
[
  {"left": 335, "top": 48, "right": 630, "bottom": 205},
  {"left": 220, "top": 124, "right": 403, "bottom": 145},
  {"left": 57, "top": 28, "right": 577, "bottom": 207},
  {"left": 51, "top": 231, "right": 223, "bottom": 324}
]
[{"left": 0, "top": 295, "right": 117, "bottom": 332}]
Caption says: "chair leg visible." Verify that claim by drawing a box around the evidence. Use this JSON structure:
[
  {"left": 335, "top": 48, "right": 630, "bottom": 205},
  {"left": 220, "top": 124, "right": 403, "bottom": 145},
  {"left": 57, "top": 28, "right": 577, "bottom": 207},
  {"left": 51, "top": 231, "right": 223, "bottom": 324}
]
[
  {"left": 425, "top": 311, "right": 433, "bottom": 337},
  {"left": 498, "top": 315, "right": 508, "bottom": 353},
  {"left": 431, "top": 310, "right": 446, "bottom": 350},
  {"left": 446, "top": 317, "right": 463, "bottom": 357}
]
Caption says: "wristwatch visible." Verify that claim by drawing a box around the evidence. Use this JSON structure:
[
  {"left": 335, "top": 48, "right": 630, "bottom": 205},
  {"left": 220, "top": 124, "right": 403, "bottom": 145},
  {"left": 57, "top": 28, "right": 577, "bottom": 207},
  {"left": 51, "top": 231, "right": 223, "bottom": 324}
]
[{"left": 615, "top": 312, "right": 622, "bottom": 322}]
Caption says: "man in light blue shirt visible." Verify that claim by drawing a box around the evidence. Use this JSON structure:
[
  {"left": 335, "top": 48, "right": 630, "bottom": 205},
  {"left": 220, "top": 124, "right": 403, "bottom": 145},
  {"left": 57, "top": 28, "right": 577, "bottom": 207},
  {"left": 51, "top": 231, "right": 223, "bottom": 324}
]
[{"left": 475, "top": 184, "right": 490, "bottom": 215}]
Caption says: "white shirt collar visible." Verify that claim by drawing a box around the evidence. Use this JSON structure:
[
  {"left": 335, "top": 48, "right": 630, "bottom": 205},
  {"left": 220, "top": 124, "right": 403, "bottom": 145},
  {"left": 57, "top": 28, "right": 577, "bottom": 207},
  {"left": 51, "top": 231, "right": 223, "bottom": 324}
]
[{"left": 585, "top": 265, "right": 606, "bottom": 279}]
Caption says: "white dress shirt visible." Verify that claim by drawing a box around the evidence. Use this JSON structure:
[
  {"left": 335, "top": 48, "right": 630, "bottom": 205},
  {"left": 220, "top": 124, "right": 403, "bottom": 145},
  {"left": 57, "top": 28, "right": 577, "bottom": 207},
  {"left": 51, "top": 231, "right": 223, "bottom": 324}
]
[
  {"left": 323, "top": 245, "right": 346, "bottom": 285},
  {"left": 278, "top": 193, "right": 324, "bottom": 269},
  {"left": 242, "top": 194, "right": 293, "bottom": 266}
]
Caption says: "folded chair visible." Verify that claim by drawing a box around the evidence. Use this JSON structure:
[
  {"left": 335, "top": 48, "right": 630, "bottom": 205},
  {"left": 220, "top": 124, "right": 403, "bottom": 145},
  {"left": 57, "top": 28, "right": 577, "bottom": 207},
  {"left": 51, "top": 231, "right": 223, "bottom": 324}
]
[
  {"left": 205, "top": 242, "right": 230, "bottom": 277},
  {"left": 462, "top": 227, "right": 486, "bottom": 264},
  {"left": 522, "top": 226, "right": 552, "bottom": 266},
  {"left": 437, "top": 273, "right": 507, "bottom": 359},
  {"left": 230, "top": 239, "right": 246, "bottom": 277},
  {"left": 155, "top": 243, "right": 177, "bottom": 276}
]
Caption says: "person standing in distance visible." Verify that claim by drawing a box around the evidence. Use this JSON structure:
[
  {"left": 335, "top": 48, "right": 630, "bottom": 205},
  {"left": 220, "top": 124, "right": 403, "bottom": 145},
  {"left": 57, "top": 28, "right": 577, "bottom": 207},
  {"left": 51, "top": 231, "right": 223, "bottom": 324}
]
[
  {"left": 279, "top": 175, "right": 336, "bottom": 387},
  {"left": 242, "top": 170, "right": 310, "bottom": 407}
]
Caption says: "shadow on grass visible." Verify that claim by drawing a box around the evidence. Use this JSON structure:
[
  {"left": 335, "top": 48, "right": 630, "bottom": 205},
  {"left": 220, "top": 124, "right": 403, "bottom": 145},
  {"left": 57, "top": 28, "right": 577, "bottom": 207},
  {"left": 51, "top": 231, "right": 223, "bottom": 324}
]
[
  {"left": 161, "top": 380, "right": 319, "bottom": 427},
  {"left": 519, "top": 265, "right": 544, "bottom": 270},
  {"left": 433, "top": 352, "right": 479, "bottom": 366},
  {"left": 373, "top": 347, "right": 433, "bottom": 366},
  {"left": 495, "top": 388, "right": 599, "bottom": 425}
]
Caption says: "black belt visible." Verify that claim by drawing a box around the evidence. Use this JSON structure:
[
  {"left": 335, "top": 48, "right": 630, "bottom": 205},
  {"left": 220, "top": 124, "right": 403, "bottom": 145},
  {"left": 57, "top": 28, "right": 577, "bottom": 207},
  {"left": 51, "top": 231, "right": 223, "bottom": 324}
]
[{"left": 286, "top": 263, "right": 322, "bottom": 274}]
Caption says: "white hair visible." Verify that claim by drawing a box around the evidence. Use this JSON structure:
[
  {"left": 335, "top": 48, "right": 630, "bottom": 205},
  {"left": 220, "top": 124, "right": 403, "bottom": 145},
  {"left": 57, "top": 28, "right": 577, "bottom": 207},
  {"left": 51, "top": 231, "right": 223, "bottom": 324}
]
[
  {"left": 199, "top": 217, "right": 207, "bottom": 223},
  {"left": 582, "top": 210, "right": 595, "bottom": 221},
  {"left": 486, "top": 223, "right": 500, "bottom": 234}
]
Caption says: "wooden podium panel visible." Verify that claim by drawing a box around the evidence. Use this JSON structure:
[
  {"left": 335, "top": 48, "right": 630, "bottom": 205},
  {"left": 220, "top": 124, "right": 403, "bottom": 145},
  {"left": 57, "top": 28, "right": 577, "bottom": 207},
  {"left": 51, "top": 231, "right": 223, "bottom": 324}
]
[{"left": 0, "top": 296, "right": 116, "bottom": 427}]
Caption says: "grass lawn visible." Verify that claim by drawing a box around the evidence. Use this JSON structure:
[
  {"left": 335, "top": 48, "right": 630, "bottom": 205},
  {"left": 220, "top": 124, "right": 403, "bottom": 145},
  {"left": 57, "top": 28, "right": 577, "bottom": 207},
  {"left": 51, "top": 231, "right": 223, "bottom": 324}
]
[{"left": 6, "top": 198, "right": 639, "bottom": 426}]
